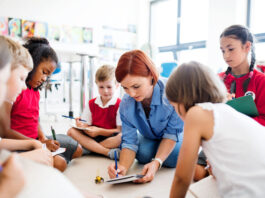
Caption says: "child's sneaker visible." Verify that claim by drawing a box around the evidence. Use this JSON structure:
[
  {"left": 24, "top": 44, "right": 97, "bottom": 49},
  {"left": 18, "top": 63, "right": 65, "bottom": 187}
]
[{"left": 108, "top": 148, "right": 121, "bottom": 160}]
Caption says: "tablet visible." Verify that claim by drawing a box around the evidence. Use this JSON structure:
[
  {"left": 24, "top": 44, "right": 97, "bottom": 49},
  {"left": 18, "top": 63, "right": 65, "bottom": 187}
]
[{"left": 105, "top": 174, "right": 144, "bottom": 184}]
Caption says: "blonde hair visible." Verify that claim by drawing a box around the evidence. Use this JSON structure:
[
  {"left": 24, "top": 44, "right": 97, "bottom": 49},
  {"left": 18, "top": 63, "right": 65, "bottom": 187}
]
[
  {"left": 0, "top": 36, "right": 33, "bottom": 71},
  {"left": 166, "top": 61, "right": 227, "bottom": 112},
  {"left": 95, "top": 65, "right": 115, "bottom": 83}
]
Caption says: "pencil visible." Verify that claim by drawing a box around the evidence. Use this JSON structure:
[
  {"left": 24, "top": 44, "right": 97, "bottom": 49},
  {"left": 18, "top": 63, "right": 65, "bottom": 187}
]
[
  {"left": 51, "top": 126, "right": 56, "bottom": 140},
  {"left": 114, "top": 150, "right": 118, "bottom": 178}
]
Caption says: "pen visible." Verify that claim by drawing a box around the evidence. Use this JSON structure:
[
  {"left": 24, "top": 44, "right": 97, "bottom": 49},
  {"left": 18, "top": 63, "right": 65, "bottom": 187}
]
[
  {"left": 51, "top": 126, "right": 56, "bottom": 140},
  {"left": 61, "top": 115, "right": 87, "bottom": 122},
  {"left": 114, "top": 150, "right": 118, "bottom": 178}
]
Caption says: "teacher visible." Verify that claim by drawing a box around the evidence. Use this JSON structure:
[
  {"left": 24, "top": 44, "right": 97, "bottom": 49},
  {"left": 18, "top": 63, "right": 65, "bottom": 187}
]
[{"left": 108, "top": 50, "right": 183, "bottom": 183}]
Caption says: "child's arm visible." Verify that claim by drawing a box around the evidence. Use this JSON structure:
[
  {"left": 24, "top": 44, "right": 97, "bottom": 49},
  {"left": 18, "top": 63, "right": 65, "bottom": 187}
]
[
  {"left": 0, "top": 139, "right": 42, "bottom": 151},
  {"left": 85, "top": 126, "right": 121, "bottom": 137},
  {"left": 1, "top": 102, "right": 32, "bottom": 140},
  {"left": 170, "top": 106, "right": 214, "bottom": 198},
  {"left": 37, "top": 124, "right": 60, "bottom": 151}
]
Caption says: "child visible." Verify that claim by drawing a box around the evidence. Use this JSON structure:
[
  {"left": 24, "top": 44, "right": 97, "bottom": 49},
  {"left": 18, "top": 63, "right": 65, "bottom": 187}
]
[
  {"left": 67, "top": 65, "right": 122, "bottom": 159},
  {"left": 2, "top": 37, "right": 82, "bottom": 172},
  {"left": 166, "top": 61, "right": 265, "bottom": 198},
  {"left": 195, "top": 24, "right": 265, "bottom": 181},
  {"left": 0, "top": 36, "right": 53, "bottom": 166}
]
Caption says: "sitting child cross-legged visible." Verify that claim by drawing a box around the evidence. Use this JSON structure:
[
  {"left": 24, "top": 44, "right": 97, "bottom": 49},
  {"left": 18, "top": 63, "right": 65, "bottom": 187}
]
[{"left": 68, "top": 65, "right": 122, "bottom": 159}]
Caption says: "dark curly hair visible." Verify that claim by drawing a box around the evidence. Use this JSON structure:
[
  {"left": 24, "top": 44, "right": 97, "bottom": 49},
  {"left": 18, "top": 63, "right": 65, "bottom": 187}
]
[{"left": 23, "top": 37, "right": 58, "bottom": 88}]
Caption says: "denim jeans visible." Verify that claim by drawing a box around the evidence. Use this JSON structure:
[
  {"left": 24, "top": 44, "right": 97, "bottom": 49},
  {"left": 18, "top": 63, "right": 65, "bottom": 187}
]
[{"left": 135, "top": 132, "right": 183, "bottom": 168}]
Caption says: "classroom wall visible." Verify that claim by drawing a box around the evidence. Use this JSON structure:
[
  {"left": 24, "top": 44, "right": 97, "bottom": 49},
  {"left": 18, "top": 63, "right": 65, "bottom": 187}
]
[{"left": 207, "top": 0, "right": 247, "bottom": 72}]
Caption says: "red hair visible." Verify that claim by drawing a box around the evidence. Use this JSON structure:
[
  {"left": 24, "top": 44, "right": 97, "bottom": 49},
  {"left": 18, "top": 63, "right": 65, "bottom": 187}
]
[{"left": 115, "top": 50, "right": 159, "bottom": 84}]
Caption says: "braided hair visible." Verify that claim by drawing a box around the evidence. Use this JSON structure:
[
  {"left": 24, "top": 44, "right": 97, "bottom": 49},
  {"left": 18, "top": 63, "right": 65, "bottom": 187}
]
[
  {"left": 220, "top": 25, "right": 255, "bottom": 93},
  {"left": 23, "top": 37, "right": 58, "bottom": 88}
]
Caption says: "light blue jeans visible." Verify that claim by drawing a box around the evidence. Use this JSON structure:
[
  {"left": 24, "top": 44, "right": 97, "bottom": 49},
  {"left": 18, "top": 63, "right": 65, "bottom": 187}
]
[{"left": 136, "top": 132, "right": 183, "bottom": 168}]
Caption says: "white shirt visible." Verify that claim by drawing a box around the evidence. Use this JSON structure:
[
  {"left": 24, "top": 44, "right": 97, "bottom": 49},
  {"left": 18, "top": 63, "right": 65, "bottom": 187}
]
[
  {"left": 81, "top": 96, "right": 121, "bottom": 126},
  {"left": 198, "top": 103, "right": 265, "bottom": 198}
]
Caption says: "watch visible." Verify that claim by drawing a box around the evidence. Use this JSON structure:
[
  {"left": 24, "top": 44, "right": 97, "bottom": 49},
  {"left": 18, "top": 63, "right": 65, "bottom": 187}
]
[{"left": 152, "top": 158, "right": 163, "bottom": 169}]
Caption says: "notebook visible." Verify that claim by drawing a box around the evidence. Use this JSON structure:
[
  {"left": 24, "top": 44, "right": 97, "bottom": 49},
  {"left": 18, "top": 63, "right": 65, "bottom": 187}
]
[
  {"left": 105, "top": 174, "right": 144, "bottom": 184},
  {"left": 226, "top": 95, "right": 259, "bottom": 117}
]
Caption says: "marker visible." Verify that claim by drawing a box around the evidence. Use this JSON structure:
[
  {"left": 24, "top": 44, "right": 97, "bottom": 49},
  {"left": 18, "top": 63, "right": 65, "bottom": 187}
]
[
  {"left": 61, "top": 115, "right": 87, "bottom": 123},
  {"left": 114, "top": 150, "right": 118, "bottom": 178},
  {"left": 51, "top": 126, "right": 56, "bottom": 140}
]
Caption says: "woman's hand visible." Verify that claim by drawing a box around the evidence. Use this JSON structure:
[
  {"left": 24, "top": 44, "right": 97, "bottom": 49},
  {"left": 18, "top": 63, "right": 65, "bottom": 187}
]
[
  {"left": 108, "top": 163, "right": 127, "bottom": 179},
  {"left": 0, "top": 154, "right": 25, "bottom": 198},
  {"left": 134, "top": 160, "right": 159, "bottom": 183},
  {"left": 42, "top": 139, "right": 60, "bottom": 151}
]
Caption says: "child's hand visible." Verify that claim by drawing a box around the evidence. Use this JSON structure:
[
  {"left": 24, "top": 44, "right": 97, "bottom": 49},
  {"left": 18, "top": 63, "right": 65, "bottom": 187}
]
[
  {"left": 108, "top": 163, "right": 127, "bottom": 179},
  {"left": 227, "top": 93, "right": 235, "bottom": 101},
  {"left": 205, "top": 160, "right": 215, "bottom": 179},
  {"left": 42, "top": 139, "right": 60, "bottom": 151},
  {"left": 85, "top": 126, "right": 101, "bottom": 137},
  {"left": 20, "top": 149, "right": 53, "bottom": 166},
  {"left": 75, "top": 118, "right": 87, "bottom": 128},
  {"left": 30, "top": 140, "right": 43, "bottom": 149},
  {"left": 134, "top": 160, "right": 158, "bottom": 183},
  {"left": 0, "top": 154, "right": 25, "bottom": 198}
]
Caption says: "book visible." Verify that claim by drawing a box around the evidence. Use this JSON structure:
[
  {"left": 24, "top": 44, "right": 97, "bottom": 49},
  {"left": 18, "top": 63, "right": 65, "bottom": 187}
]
[
  {"left": 105, "top": 174, "right": 144, "bottom": 184},
  {"left": 226, "top": 95, "right": 259, "bottom": 117}
]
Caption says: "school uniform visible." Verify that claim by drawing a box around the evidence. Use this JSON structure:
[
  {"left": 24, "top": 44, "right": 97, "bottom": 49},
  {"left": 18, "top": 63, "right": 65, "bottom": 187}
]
[
  {"left": 80, "top": 96, "right": 121, "bottom": 143},
  {"left": 10, "top": 88, "right": 78, "bottom": 163},
  {"left": 119, "top": 78, "right": 184, "bottom": 168},
  {"left": 219, "top": 69, "right": 265, "bottom": 126}
]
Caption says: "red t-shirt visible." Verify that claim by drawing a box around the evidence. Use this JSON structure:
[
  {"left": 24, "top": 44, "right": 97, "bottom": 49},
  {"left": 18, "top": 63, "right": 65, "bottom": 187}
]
[
  {"left": 89, "top": 97, "right": 121, "bottom": 129},
  {"left": 219, "top": 69, "right": 265, "bottom": 126},
  {"left": 11, "top": 88, "right": 39, "bottom": 139}
]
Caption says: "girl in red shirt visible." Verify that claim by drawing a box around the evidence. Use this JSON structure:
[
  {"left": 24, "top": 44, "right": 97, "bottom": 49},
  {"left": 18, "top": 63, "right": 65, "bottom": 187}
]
[{"left": 4, "top": 37, "right": 82, "bottom": 172}]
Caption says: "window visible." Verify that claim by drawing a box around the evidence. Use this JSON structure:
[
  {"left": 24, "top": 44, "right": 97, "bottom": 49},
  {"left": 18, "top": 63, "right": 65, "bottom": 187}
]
[
  {"left": 180, "top": 0, "right": 209, "bottom": 43},
  {"left": 250, "top": 0, "right": 265, "bottom": 33},
  {"left": 150, "top": 0, "right": 178, "bottom": 46}
]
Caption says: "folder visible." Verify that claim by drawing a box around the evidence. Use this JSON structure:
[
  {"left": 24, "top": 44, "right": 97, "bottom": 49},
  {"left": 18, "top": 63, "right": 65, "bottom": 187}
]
[
  {"left": 226, "top": 95, "right": 259, "bottom": 117},
  {"left": 105, "top": 174, "right": 144, "bottom": 184}
]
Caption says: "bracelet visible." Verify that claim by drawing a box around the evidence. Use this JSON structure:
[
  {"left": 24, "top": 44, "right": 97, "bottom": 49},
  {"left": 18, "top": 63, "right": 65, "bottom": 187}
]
[{"left": 152, "top": 158, "right": 163, "bottom": 169}]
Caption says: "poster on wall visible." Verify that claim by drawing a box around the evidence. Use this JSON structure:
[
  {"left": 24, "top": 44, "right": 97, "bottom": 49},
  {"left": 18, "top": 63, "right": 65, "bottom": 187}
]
[
  {"left": 48, "top": 24, "right": 60, "bottom": 41},
  {"left": 34, "top": 22, "right": 48, "bottom": 37},
  {"left": 22, "top": 20, "right": 35, "bottom": 38},
  {"left": 60, "top": 25, "right": 72, "bottom": 43},
  {"left": 8, "top": 18, "right": 21, "bottom": 37},
  {"left": 70, "top": 27, "right": 83, "bottom": 43},
  {"left": 83, "top": 27, "right": 93, "bottom": 43},
  {"left": 0, "top": 17, "right": 8, "bottom": 35}
]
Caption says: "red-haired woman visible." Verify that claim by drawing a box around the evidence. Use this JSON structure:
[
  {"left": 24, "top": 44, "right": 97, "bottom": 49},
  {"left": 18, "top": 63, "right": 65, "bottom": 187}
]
[{"left": 107, "top": 50, "right": 183, "bottom": 183}]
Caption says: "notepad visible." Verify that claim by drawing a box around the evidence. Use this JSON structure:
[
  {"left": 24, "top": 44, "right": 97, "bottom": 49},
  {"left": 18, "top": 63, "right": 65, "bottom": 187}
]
[
  {"left": 42, "top": 144, "right": 66, "bottom": 156},
  {"left": 71, "top": 124, "right": 90, "bottom": 131},
  {"left": 105, "top": 174, "right": 144, "bottom": 184},
  {"left": 226, "top": 95, "right": 259, "bottom": 117}
]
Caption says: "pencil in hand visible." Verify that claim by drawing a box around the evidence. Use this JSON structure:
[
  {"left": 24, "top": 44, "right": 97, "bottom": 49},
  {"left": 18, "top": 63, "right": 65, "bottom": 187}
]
[{"left": 51, "top": 126, "right": 56, "bottom": 140}]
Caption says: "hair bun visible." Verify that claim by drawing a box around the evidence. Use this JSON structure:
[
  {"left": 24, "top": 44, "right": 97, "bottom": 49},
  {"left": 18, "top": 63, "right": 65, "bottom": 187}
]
[{"left": 24, "top": 37, "right": 49, "bottom": 46}]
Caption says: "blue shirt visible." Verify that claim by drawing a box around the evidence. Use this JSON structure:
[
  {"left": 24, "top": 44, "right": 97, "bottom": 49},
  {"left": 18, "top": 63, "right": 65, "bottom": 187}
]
[{"left": 119, "top": 78, "right": 184, "bottom": 153}]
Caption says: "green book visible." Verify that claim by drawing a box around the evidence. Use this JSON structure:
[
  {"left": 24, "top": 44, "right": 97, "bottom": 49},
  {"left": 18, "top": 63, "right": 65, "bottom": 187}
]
[{"left": 226, "top": 95, "right": 259, "bottom": 117}]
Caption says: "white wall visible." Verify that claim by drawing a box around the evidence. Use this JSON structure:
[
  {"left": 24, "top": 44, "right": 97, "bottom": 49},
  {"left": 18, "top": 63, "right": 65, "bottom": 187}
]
[
  {"left": 207, "top": 0, "right": 247, "bottom": 72},
  {"left": 0, "top": 0, "right": 150, "bottom": 61}
]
